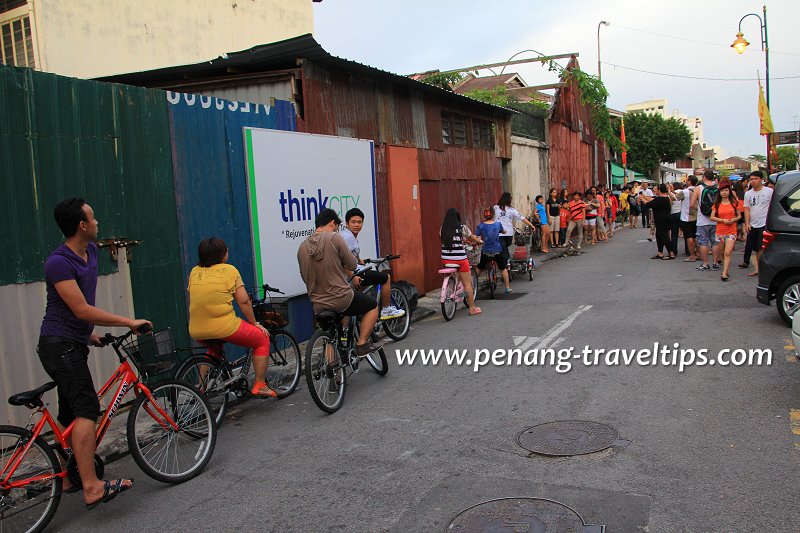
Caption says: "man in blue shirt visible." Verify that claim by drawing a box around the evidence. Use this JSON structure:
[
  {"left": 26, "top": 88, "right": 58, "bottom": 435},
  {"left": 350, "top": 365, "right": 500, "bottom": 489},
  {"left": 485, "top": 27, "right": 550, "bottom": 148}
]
[
  {"left": 475, "top": 208, "right": 512, "bottom": 294},
  {"left": 39, "top": 198, "right": 149, "bottom": 508}
]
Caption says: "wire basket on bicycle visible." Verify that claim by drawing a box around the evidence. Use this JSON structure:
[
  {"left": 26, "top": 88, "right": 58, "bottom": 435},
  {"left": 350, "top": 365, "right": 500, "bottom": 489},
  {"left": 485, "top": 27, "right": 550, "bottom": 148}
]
[
  {"left": 254, "top": 294, "right": 290, "bottom": 329},
  {"left": 121, "top": 328, "right": 178, "bottom": 377}
]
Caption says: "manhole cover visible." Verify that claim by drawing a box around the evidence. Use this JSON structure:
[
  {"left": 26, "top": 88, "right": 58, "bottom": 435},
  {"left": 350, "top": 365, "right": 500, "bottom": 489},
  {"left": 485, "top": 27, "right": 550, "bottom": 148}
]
[
  {"left": 517, "top": 420, "right": 619, "bottom": 456},
  {"left": 445, "top": 497, "right": 604, "bottom": 533}
]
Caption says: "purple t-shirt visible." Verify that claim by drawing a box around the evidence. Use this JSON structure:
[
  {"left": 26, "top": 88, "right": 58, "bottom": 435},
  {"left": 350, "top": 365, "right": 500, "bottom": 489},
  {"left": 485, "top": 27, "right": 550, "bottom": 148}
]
[{"left": 39, "top": 242, "right": 98, "bottom": 344}]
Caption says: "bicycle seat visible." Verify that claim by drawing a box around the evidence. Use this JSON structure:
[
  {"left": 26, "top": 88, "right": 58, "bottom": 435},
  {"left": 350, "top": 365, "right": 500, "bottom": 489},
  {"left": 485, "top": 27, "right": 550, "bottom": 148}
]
[
  {"left": 8, "top": 381, "right": 57, "bottom": 408},
  {"left": 438, "top": 267, "right": 458, "bottom": 274},
  {"left": 315, "top": 310, "right": 341, "bottom": 329}
]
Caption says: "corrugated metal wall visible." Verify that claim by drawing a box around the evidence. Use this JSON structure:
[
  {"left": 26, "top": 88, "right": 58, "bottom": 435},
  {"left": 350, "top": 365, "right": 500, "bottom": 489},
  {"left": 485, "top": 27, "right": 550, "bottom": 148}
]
[
  {"left": 0, "top": 65, "right": 185, "bottom": 424},
  {"left": 165, "top": 90, "right": 313, "bottom": 342},
  {"left": 419, "top": 178, "right": 502, "bottom": 292}
]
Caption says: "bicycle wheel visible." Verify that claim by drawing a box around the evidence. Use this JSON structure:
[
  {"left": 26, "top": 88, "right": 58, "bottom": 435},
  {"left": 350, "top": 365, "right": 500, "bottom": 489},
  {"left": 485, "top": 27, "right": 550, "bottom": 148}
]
[
  {"left": 365, "top": 332, "right": 388, "bottom": 376},
  {"left": 267, "top": 330, "right": 302, "bottom": 398},
  {"left": 0, "top": 425, "right": 61, "bottom": 533},
  {"left": 176, "top": 356, "right": 231, "bottom": 427},
  {"left": 127, "top": 380, "right": 216, "bottom": 484},
  {"left": 304, "top": 331, "right": 345, "bottom": 414},
  {"left": 383, "top": 287, "right": 411, "bottom": 340},
  {"left": 488, "top": 267, "right": 497, "bottom": 299},
  {"left": 441, "top": 277, "right": 457, "bottom": 321}
]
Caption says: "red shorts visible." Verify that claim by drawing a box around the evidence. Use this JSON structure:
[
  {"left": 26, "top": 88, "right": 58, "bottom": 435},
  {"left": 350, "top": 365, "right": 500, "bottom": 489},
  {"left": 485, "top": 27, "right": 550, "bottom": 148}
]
[{"left": 441, "top": 258, "right": 471, "bottom": 273}]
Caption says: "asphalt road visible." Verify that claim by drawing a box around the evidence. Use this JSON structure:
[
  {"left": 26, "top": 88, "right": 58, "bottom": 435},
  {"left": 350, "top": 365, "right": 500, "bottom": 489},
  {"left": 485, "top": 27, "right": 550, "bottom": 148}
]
[{"left": 48, "top": 226, "right": 800, "bottom": 532}]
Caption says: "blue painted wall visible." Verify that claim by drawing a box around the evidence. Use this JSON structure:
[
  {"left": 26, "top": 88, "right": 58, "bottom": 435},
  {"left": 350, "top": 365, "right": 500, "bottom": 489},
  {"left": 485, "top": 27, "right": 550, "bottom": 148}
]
[{"left": 168, "top": 93, "right": 315, "bottom": 344}]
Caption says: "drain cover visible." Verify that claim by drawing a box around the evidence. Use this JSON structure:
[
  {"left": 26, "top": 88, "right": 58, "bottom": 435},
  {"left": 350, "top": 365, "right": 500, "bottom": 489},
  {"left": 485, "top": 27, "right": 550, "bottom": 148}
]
[
  {"left": 517, "top": 420, "right": 619, "bottom": 456},
  {"left": 446, "top": 497, "right": 604, "bottom": 533}
]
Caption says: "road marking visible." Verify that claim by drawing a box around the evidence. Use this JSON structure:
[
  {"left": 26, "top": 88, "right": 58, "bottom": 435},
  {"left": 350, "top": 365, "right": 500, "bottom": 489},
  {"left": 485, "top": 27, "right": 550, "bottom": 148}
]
[
  {"left": 790, "top": 409, "right": 800, "bottom": 436},
  {"left": 513, "top": 336, "right": 541, "bottom": 351},
  {"left": 533, "top": 305, "right": 592, "bottom": 351}
]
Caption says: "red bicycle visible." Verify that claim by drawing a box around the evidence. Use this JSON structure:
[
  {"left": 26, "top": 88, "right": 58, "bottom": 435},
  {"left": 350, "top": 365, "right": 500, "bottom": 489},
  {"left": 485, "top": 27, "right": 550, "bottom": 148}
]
[{"left": 0, "top": 328, "right": 217, "bottom": 533}]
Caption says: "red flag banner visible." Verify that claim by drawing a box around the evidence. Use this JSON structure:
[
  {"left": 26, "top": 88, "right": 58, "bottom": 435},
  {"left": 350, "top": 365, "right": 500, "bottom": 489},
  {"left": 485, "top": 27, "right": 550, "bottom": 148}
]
[{"left": 621, "top": 117, "right": 627, "bottom": 167}]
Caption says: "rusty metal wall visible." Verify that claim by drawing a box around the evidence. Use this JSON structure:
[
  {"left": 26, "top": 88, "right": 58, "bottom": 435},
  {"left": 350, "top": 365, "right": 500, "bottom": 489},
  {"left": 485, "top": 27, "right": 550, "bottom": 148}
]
[{"left": 419, "top": 177, "right": 502, "bottom": 292}]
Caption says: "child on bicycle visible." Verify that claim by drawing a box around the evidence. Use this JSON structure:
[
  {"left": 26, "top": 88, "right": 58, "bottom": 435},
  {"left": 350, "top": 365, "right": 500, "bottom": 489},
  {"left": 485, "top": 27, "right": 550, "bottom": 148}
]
[
  {"left": 440, "top": 208, "right": 483, "bottom": 316},
  {"left": 474, "top": 208, "right": 512, "bottom": 294},
  {"left": 340, "top": 208, "right": 405, "bottom": 320}
]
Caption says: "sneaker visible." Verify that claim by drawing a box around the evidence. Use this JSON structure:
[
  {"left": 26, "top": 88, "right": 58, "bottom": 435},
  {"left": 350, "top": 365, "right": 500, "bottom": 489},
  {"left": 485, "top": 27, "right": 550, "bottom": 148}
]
[
  {"left": 356, "top": 340, "right": 383, "bottom": 357},
  {"left": 380, "top": 306, "right": 406, "bottom": 320},
  {"left": 504, "top": 288, "right": 513, "bottom": 294},
  {"left": 711, "top": 263, "right": 721, "bottom": 271},
  {"left": 576, "top": 245, "right": 581, "bottom": 250},
  {"left": 696, "top": 264, "right": 710, "bottom": 271}
]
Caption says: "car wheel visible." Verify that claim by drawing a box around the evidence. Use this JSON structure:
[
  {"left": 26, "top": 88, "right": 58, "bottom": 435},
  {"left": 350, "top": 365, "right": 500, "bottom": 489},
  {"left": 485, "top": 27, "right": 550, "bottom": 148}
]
[{"left": 777, "top": 274, "right": 800, "bottom": 327}]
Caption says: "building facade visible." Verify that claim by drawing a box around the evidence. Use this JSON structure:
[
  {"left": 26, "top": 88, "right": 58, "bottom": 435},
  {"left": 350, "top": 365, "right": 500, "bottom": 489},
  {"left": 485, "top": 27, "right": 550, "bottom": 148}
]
[{"left": 0, "top": 0, "right": 315, "bottom": 77}]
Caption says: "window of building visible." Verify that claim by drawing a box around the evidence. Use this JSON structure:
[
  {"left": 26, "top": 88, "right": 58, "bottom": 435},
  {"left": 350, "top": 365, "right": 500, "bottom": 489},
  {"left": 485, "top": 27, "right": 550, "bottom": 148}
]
[
  {"left": 0, "top": 13, "right": 34, "bottom": 67},
  {"left": 442, "top": 112, "right": 494, "bottom": 150}
]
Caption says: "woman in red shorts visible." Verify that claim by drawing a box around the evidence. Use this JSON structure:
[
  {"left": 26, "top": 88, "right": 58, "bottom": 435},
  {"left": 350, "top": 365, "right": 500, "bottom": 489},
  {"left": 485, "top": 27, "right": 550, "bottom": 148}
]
[{"left": 440, "top": 208, "right": 483, "bottom": 315}]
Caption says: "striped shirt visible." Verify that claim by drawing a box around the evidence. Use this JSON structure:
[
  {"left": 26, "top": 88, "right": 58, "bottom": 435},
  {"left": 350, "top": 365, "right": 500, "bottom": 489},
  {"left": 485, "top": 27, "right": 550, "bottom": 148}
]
[
  {"left": 569, "top": 200, "right": 586, "bottom": 221},
  {"left": 441, "top": 225, "right": 469, "bottom": 261}
]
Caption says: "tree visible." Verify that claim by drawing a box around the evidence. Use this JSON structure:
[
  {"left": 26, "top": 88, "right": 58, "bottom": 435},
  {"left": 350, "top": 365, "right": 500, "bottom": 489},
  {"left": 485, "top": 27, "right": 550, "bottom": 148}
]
[
  {"left": 464, "top": 86, "right": 510, "bottom": 106},
  {"left": 776, "top": 145, "right": 799, "bottom": 171},
  {"left": 749, "top": 153, "right": 766, "bottom": 162},
  {"left": 420, "top": 72, "right": 463, "bottom": 91},
  {"left": 617, "top": 112, "right": 693, "bottom": 180}
]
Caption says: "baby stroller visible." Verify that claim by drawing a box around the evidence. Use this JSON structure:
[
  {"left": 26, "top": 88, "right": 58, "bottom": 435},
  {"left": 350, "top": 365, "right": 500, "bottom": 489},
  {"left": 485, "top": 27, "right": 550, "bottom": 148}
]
[{"left": 508, "top": 227, "right": 535, "bottom": 281}]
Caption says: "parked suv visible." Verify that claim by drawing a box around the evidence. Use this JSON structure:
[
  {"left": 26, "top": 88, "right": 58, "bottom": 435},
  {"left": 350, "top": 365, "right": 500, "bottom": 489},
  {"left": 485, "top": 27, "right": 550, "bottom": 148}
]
[{"left": 757, "top": 170, "right": 800, "bottom": 326}]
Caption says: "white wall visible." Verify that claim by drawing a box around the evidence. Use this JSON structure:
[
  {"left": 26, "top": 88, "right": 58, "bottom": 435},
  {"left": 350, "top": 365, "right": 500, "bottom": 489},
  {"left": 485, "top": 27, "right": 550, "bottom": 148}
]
[
  {"left": 31, "top": 0, "right": 314, "bottom": 78},
  {"left": 509, "top": 136, "right": 550, "bottom": 217},
  {"left": 0, "top": 254, "right": 135, "bottom": 426}
]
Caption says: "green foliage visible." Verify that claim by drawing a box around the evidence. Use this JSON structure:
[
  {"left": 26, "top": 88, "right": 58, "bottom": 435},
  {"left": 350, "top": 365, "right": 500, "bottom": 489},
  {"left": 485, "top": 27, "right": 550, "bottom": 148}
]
[
  {"left": 534, "top": 57, "right": 620, "bottom": 152},
  {"left": 749, "top": 153, "right": 766, "bottom": 162},
  {"left": 464, "top": 86, "right": 509, "bottom": 106},
  {"left": 776, "top": 145, "right": 799, "bottom": 170},
  {"left": 616, "top": 112, "right": 693, "bottom": 179},
  {"left": 420, "top": 72, "right": 463, "bottom": 91}
]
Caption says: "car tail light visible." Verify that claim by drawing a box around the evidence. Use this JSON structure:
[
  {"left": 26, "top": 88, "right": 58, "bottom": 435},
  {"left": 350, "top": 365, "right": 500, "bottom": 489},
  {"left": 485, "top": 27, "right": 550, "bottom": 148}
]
[{"left": 761, "top": 230, "right": 776, "bottom": 251}]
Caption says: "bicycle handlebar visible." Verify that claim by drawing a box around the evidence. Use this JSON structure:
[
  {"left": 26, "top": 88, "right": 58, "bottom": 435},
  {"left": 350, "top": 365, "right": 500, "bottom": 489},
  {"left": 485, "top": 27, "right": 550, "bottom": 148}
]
[
  {"left": 261, "top": 283, "right": 285, "bottom": 295},
  {"left": 363, "top": 254, "right": 401, "bottom": 264},
  {"left": 99, "top": 324, "right": 152, "bottom": 348},
  {"left": 348, "top": 266, "right": 373, "bottom": 282}
]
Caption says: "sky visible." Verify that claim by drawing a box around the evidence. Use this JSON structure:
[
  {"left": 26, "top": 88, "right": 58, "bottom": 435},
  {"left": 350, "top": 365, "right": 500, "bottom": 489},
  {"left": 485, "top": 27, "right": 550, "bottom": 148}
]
[{"left": 313, "top": 0, "right": 800, "bottom": 159}]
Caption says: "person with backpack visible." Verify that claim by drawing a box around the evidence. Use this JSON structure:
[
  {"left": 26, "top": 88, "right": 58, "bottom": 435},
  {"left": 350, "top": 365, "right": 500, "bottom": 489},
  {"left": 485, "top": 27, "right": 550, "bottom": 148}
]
[{"left": 691, "top": 170, "right": 721, "bottom": 271}]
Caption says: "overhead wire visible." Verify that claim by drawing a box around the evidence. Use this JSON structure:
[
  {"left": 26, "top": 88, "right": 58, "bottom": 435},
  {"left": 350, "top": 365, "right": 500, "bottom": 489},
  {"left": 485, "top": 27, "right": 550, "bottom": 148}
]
[
  {"left": 601, "top": 62, "right": 800, "bottom": 81},
  {"left": 611, "top": 23, "right": 800, "bottom": 57}
]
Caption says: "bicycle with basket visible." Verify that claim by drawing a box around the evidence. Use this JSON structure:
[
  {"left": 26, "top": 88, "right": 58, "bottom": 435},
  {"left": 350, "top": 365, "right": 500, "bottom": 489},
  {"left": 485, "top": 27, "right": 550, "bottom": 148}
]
[
  {"left": 0, "top": 327, "right": 217, "bottom": 533},
  {"left": 508, "top": 227, "right": 535, "bottom": 281},
  {"left": 175, "top": 284, "right": 302, "bottom": 427}
]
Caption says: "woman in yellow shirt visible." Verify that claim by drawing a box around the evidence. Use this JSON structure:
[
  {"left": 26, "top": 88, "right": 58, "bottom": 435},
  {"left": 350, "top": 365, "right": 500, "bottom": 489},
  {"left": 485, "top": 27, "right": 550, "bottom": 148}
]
[{"left": 188, "top": 238, "right": 275, "bottom": 397}]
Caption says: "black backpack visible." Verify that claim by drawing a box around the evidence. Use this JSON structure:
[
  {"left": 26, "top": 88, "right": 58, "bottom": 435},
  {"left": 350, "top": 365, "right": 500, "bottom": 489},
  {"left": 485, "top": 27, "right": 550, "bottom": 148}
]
[{"left": 699, "top": 185, "right": 718, "bottom": 217}]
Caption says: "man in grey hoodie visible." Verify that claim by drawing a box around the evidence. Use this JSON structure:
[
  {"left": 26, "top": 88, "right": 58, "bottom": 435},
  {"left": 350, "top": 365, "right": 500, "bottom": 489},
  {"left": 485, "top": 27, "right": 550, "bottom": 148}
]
[{"left": 297, "top": 208, "right": 381, "bottom": 356}]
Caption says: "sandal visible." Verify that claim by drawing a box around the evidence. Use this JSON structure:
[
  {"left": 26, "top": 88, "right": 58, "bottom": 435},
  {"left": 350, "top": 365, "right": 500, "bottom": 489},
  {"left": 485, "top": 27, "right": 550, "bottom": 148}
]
[
  {"left": 721, "top": 275, "right": 729, "bottom": 282},
  {"left": 661, "top": 256, "right": 675, "bottom": 260},
  {"left": 651, "top": 255, "right": 663, "bottom": 259},
  {"left": 251, "top": 381, "right": 277, "bottom": 398},
  {"left": 747, "top": 271, "right": 758, "bottom": 277},
  {"left": 86, "top": 479, "right": 134, "bottom": 510},
  {"left": 469, "top": 307, "right": 483, "bottom": 316}
]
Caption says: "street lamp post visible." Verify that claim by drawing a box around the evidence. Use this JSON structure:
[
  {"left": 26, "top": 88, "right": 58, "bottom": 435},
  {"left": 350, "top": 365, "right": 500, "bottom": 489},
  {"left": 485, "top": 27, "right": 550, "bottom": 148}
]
[
  {"left": 597, "top": 21, "right": 610, "bottom": 81},
  {"left": 731, "top": 5, "right": 770, "bottom": 173}
]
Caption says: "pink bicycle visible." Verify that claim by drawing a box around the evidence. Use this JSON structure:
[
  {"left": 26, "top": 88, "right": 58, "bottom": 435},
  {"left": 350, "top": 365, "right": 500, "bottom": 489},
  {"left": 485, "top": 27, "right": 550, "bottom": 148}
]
[{"left": 438, "top": 263, "right": 478, "bottom": 321}]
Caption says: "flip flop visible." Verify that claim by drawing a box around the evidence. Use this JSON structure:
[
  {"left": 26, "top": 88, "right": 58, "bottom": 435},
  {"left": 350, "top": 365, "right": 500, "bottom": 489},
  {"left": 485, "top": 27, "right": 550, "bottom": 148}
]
[
  {"left": 661, "top": 256, "right": 675, "bottom": 260},
  {"left": 651, "top": 255, "right": 663, "bottom": 259},
  {"left": 683, "top": 258, "right": 695, "bottom": 262},
  {"left": 747, "top": 271, "right": 758, "bottom": 277},
  {"left": 469, "top": 307, "right": 483, "bottom": 316},
  {"left": 86, "top": 479, "right": 134, "bottom": 510},
  {"left": 251, "top": 382, "right": 278, "bottom": 398}
]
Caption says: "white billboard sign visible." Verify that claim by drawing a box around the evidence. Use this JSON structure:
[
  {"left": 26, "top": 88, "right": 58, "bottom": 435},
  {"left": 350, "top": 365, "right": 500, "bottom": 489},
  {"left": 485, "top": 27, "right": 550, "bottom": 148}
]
[{"left": 244, "top": 128, "right": 378, "bottom": 297}]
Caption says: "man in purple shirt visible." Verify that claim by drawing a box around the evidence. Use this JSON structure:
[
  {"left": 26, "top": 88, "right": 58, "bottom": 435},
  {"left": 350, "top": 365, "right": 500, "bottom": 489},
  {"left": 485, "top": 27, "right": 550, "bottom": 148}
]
[{"left": 39, "top": 198, "right": 150, "bottom": 508}]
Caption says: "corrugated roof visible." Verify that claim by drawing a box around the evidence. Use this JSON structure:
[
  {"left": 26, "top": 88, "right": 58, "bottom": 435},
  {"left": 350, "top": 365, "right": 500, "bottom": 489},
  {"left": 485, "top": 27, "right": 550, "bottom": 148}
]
[
  {"left": 454, "top": 73, "right": 523, "bottom": 93},
  {"left": 98, "top": 34, "right": 513, "bottom": 115}
]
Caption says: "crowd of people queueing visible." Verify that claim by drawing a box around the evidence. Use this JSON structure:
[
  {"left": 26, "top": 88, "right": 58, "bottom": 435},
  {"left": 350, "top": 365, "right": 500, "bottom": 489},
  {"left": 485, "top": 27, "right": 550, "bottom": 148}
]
[{"left": 618, "top": 169, "right": 773, "bottom": 282}]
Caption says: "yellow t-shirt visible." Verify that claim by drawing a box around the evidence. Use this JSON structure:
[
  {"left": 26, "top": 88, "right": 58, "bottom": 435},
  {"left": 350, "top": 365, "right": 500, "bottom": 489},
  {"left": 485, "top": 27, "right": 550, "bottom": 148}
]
[{"left": 187, "top": 263, "right": 244, "bottom": 340}]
